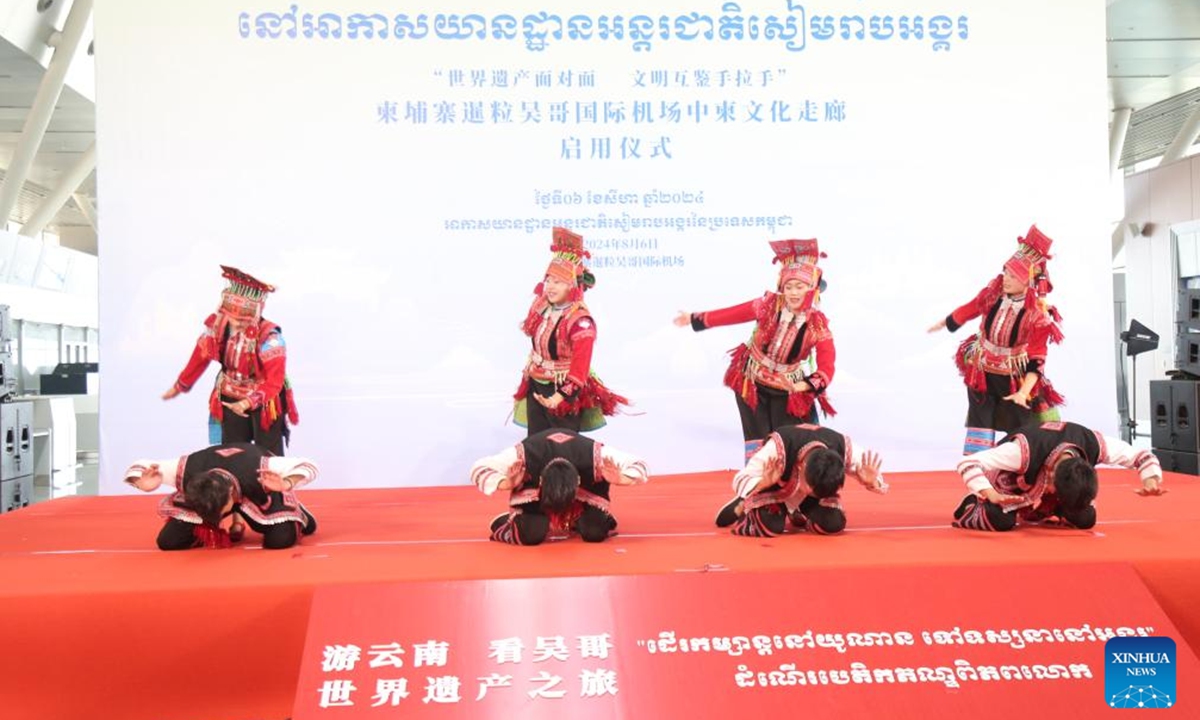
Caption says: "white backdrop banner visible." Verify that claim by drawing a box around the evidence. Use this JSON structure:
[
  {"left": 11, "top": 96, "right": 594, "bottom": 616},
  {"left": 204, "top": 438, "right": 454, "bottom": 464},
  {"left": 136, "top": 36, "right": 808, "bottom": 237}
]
[{"left": 95, "top": 0, "right": 1115, "bottom": 491}]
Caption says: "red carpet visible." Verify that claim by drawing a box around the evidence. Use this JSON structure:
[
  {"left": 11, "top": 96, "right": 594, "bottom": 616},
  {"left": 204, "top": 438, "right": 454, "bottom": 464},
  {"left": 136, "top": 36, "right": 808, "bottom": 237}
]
[{"left": 0, "top": 469, "right": 1197, "bottom": 720}]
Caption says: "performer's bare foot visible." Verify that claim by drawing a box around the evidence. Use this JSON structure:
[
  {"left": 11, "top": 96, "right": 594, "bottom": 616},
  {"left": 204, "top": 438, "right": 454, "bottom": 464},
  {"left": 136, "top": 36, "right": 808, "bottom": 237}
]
[{"left": 715, "top": 498, "right": 744, "bottom": 528}]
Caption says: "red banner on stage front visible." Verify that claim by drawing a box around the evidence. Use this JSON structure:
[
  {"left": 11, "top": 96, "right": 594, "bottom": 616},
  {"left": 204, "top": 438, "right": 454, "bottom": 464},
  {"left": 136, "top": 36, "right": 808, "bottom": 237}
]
[{"left": 293, "top": 564, "right": 1199, "bottom": 720}]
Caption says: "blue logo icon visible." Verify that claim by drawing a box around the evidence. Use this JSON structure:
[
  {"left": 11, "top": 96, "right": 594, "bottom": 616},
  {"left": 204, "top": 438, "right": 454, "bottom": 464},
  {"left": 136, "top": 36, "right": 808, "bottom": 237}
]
[{"left": 1105, "top": 637, "right": 1176, "bottom": 709}]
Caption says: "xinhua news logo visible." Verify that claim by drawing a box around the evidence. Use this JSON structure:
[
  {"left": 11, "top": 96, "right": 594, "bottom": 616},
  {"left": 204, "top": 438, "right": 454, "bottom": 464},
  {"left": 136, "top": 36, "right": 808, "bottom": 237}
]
[{"left": 1105, "top": 637, "right": 1176, "bottom": 709}]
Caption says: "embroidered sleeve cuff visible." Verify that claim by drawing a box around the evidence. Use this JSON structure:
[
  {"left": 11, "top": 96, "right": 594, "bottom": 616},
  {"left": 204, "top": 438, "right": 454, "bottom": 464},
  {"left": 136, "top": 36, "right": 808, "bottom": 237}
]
[
  {"left": 945, "top": 314, "right": 961, "bottom": 333},
  {"left": 957, "top": 460, "right": 990, "bottom": 495},
  {"left": 965, "top": 477, "right": 993, "bottom": 496},
  {"left": 246, "top": 391, "right": 266, "bottom": 410},
  {"left": 622, "top": 464, "right": 649, "bottom": 484},
  {"left": 559, "top": 381, "right": 581, "bottom": 401},
  {"left": 123, "top": 466, "right": 146, "bottom": 486},
  {"left": 1025, "top": 359, "right": 1043, "bottom": 375},
  {"left": 1135, "top": 451, "right": 1162, "bottom": 482},
  {"left": 471, "top": 465, "right": 506, "bottom": 495},
  {"left": 690, "top": 313, "right": 707, "bottom": 332},
  {"left": 175, "top": 379, "right": 192, "bottom": 393},
  {"left": 733, "top": 471, "right": 760, "bottom": 498},
  {"left": 805, "top": 372, "right": 829, "bottom": 394}
]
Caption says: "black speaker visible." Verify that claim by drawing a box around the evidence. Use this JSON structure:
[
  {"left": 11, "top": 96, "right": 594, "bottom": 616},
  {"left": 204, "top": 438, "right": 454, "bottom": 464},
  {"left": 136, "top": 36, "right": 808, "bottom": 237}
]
[
  {"left": 1175, "top": 334, "right": 1200, "bottom": 377},
  {"left": 1155, "top": 449, "right": 1200, "bottom": 476},
  {"left": 1179, "top": 288, "right": 1200, "bottom": 326},
  {"left": 1149, "top": 379, "right": 1200, "bottom": 453}
]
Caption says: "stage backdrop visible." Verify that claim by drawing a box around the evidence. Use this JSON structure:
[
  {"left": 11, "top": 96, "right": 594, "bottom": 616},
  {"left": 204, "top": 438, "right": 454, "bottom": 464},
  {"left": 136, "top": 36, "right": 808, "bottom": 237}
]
[{"left": 94, "top": 0, "right": 1115, "bottom": 491}]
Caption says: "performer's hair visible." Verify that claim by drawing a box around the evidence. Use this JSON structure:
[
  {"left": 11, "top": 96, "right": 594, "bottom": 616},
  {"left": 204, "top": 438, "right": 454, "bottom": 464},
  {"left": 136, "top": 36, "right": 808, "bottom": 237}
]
[
  {"left": 804, "top": 448, "right": 846, "bottom": 499},
  {"left": 1054, "top": 457, "right": 1098, "bottom": 512},
  {"left": 185, "top": 469, "right": 235, "bottom": 527},
  {"left": 539, "top": 458, "right": 580, "bottom": 513}
]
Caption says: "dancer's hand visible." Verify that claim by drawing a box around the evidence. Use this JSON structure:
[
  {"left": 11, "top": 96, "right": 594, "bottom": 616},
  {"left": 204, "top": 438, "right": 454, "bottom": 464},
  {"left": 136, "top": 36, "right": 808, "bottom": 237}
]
[
  {"left": 927, "top": 318, "right": 947, "bottom": 333},
  {"left": 1136, "top": 475, "right": 1167, "bottom": 496},
  {"left": 533, "top": 392, "right": 565, "bottom": 410},
  {"left": 131, "top": 464, "right": 164, "bottom": 492},
  {"left": 258, "top": 468, "right": 295, "bottom": 493},
  {"left": 857, "top": 451, "right": 886, "bottom": 493},
  {"left": 222, "top": 398, "right": 252, "bottom": 417},
  {"left": 162, "top": 386, "right": 180, "bottom": 400},
  {"left": 673, "top": 311, "right": 691, "bottom": 327},
  {"left": 1003, "top": 390, "right": 1031, "bottom": 409},
  {"left": 981, "top": 487, "right": 1024, "bottom": 506}
]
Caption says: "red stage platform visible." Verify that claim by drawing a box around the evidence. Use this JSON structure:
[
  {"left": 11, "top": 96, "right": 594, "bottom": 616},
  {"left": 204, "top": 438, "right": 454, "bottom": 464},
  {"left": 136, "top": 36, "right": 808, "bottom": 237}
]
[{"left": 0, "top": 469, "right": 1197, "bottom": 720}]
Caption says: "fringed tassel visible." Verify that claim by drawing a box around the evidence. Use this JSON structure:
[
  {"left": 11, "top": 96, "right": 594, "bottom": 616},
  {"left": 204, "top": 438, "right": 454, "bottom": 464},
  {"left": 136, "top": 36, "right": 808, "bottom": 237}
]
[
  {"left": 583, "top": 378, "right": 629, "bottom": 416},
  {"left": 954, "top": 337, "right": 988, "bottom": 392},
  {"left": 1038, "top": 377, "right": 1066, "bottom": 407},
  {"left": 284, "top": 384, "right": 300, "bottom": 425},
  {"left": 558, "top": 376, "right": 629, "bottom": 417},
  {"left": 260, "top": 398, "right": 279, "bottom": 431},
  {"left": 723, "top": 344, "right": 757, "bottom": 409},
  {"left": 549, "top": 504, "right": 583, "bottom": 536},
  {"left": 193, "top": 524, "right": 233, "bottom": 549},
  {"left": 784, "top": 391, "right": 836, "bottom": 420},
  {"left": 1046, "top": 318, "right": 1065, "bottom": 345},
  {"left": 512, "top": 375, "right": 530, "bottom": 403},
  {"left": 785, "top": 391, "right": 816, "bottom": 420},
  {"left": 521, "top": 285, "right": 547, "bottom": 336}
]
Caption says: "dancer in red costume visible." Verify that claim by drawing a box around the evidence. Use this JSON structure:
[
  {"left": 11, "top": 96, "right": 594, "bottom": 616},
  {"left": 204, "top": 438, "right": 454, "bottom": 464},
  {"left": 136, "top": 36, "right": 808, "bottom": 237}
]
[
  {"left": 163, "top": 266, "right": 299, "bottom": 455},
  {"left": 514, "top": 227, "right": 630, "bottom": 435},
  {"left": 928, "top": 225, "right": 1063, "bottom": 455},
  {"left": 675, "top": 239, "right": 835, "bottom": 463}
]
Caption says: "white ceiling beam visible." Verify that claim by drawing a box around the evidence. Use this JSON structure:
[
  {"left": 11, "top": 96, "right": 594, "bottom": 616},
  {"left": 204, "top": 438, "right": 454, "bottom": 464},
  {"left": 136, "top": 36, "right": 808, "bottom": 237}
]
[
  {"left": 0, "top": 0, "right": 92, "bottom": 224},
  {"left": 1110, "top": 107, "right": 1133, "bottom": 176},
  {"left": 1160, "top": 102, "right": 1200, "bottom": 165},
  {"left": 18, "top": 140, "right": 94, "bottom": 237},
  {"left": 71, "top": 191, "right": 96, "bottom": 230}
]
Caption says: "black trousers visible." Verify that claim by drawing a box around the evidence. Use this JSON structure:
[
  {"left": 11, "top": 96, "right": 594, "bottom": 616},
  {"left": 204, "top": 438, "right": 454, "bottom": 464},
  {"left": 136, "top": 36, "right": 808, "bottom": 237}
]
[
  {"left": 490, "top": 503, "right": 615, "bottom": 545},
  {"left": 220, "top": 394, "right": 286, "bottom": 455},
  {"left": 156, "top": 506, "right": 316, "bottom": 550},
  {"left": 952, "top": 495, "right": 1096, "bottom": 532},
  {"left": 730, "top": 495, "right": 845, "bottom": 537},
  {"left": 525, "top": 384, "right": 582, "bottom": 436},
  {"left": 735, "top": 385, "right": 818, "bottom": 442},
  {"left": 964, "top": 373, "right": 1035, "bottom": 433}
]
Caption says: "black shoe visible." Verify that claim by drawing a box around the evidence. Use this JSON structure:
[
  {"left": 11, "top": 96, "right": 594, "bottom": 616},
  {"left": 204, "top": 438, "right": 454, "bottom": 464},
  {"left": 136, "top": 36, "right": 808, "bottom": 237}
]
[
  {"left": 952, "top": 494, "right": 976, "bottom": 521},
  {"left": 490, "top": 513, "right": 510, "bottom": 533},
  {"left": 300, "top": 506, "right": 318, "bottom": 536},
  {"left": 715, "top": 497, "right": 744, "bottom": 528}
]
